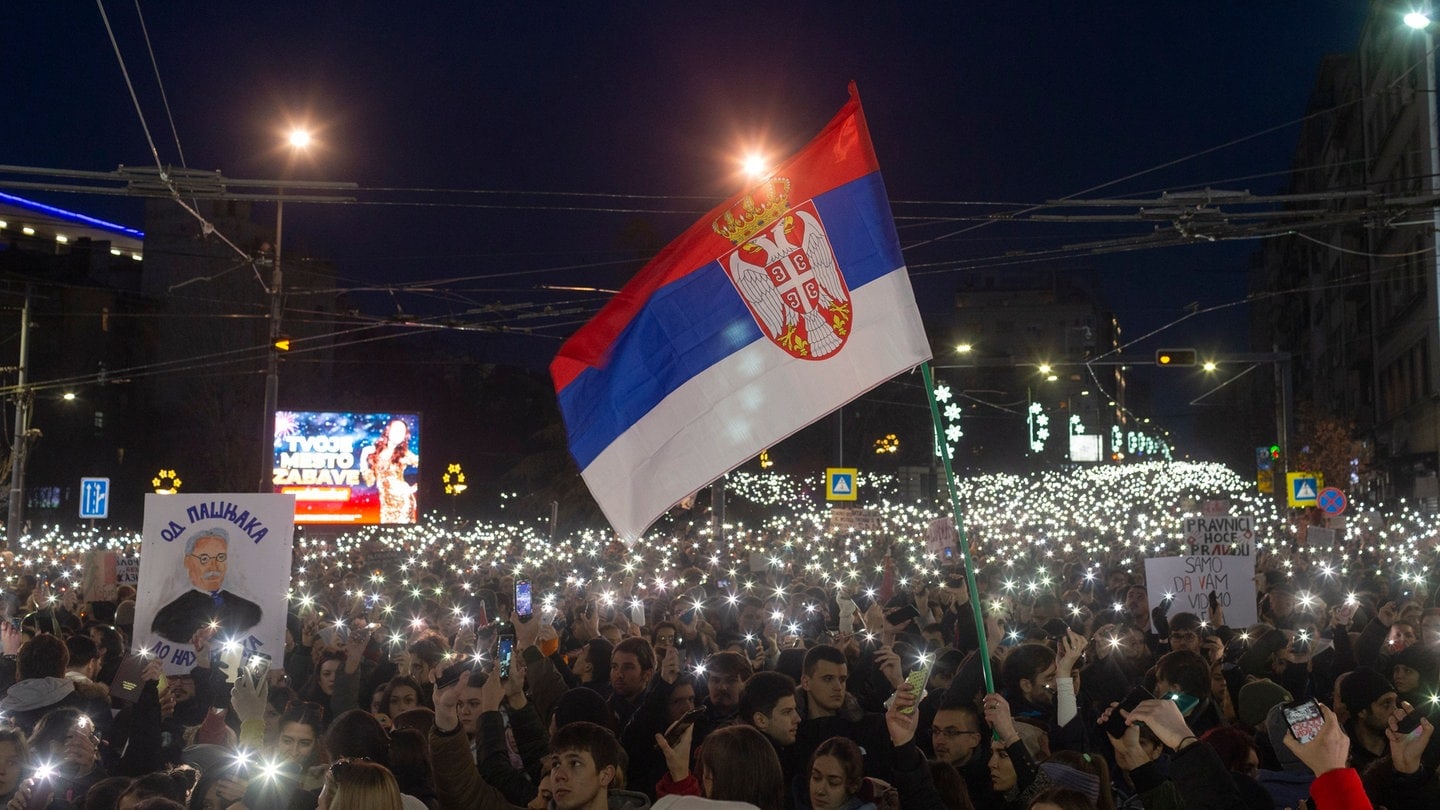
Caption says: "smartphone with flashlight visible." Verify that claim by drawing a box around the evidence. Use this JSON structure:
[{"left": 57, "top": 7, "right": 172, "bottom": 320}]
[
  {"left": 1164, "top": 691, "right": 1200, "bottom": 714},
  {"left": 24, "top": 764, "right": 55, "bottom": 810},
  {"left": 514, "top": 580, "right": 533, "bottom": 621},
  {"left": 1283, "top": 698, "right": 1325, "bottom": 744},
  {"left": 898, "top": 661, "right": 932, "bottom": 714},
  {"left": 497, "top": 634, "right": 515, "bottom": 680},
  {"left": 246, "top": 651, "right": 273, "bottom": 683}
]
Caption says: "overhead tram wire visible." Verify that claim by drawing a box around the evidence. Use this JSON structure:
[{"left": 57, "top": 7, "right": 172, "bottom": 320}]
[
  {"left": 94, "top": 0, "right": 253, "bottom": 265},
  {"left": 899, "top": 34, "right": 1440, "bottom": 257}
]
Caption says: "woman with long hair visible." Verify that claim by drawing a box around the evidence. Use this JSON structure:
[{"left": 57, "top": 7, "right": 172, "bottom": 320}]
[
  {"left": 653, "top": 725, "right": 785, "bottom": 810},
  {"left": 318, "top": 759, "right": 402, "bottom": 810},
  {"left": 17, "top": 709, "right": 106, "bottom": 810},
  {"left": 806, "top": 737, "right": 869, "bottom": 810},
  {"left": 361, "top": 419, "right": 417, "bottom": 524},
  {"left": 376, "top": 677, "right": 428, "bottom": 721}
]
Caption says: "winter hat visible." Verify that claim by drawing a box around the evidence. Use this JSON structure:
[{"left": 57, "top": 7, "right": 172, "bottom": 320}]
[
  {"left": 1263, "top": 703, "right": 1308, "bottom": 773},
  {"left": 1339, "top": 667, "right": 1394, "bottom": 715},
  {"left": 1392, "top": 645, "right": 1440, "bottom": 687},
  {"left": 1237, "top": 679, "right": 1292, "bottom": 729},
  {"left": 1038, "top": 762, "right": 1101, "bottom": 800}
]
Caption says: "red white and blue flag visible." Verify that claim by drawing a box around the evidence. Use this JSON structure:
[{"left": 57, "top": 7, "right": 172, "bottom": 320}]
[{"left": 551, "top": 85, "right": 931, "bottom": 540}]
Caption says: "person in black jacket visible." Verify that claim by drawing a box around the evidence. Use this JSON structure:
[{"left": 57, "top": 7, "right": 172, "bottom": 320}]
[{"left": 149, "top": 528, "right": 262, "bottom": 645}]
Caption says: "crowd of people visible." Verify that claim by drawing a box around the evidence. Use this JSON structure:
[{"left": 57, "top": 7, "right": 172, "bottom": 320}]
[{"left": 0, "top": 530, "right": 1436, "bottom": 810}]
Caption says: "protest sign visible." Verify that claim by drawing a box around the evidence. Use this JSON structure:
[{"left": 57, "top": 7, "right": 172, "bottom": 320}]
[
  {"left": 134, "top": 493, "right": 295, "bottom": 676},
  {"left": 827, "top": 507, "right": 883, "bottom": 533},
  {"left": 1182, "top": 515, "right": 1254, "bottom": 556},
  {"left": 1144, "top": 543, "right": 1258, "bottom": 629}
]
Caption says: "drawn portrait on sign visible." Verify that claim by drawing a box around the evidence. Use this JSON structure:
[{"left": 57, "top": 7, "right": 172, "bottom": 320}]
[{"left": 150, "top": 526, "right": 263, "bottom": 644}]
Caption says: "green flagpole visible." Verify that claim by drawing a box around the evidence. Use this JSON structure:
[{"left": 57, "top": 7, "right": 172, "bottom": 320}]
[{"left": 920, "top": 361, "right": 995, "bottom": 695}]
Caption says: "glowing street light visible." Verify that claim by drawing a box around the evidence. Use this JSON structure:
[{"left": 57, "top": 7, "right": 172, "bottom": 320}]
[
  {"left": 1405, "top": 11, "right": 1431, "bottom": 29},
  {"left": 260, "top": 125, "right": 314, "bottom": 491},
  {"left": 741, "top": 153, "right": 767, "bottom": 178}
]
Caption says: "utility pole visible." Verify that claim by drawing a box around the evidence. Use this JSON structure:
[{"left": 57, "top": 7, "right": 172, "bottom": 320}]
[
  {"left": 7, "top": 287, "right": 32, "bottom": 545},
  {"left": 259, "top": 193, "right": 284, "bottom": 493}
]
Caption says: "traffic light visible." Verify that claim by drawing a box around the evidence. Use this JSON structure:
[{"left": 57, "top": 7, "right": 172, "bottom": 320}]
[
  {"left": 1155, "top": 348, "right": 1197, "bottom": 366},
  {"left": 273, "top": 335, "right": 292, "bottom": 351}
]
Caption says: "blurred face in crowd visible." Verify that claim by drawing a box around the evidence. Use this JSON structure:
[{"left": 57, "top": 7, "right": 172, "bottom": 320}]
[
  {"left": 278, "top": 721, "right": 317, "bottom": 765},
  {"left": 1168, "top": 627, "right": 1202, "bottom": 656},
  {"left": 802, "top": 661, "right": 849, "bottom": 715},
  {"left": 319, "top": 659, "right": 341, "bottom": 696},
  {"left": 387, "top": 685, "right": 420, "bottom": 715},
  {"left": 1387, "top": 622, "right": 1417, "bottom": 652},
  {"left": 409, "top": 658, "right": 436, "bottom": 683},
  {"left": 185, "top": 534, "right": 229, "bottom": 591},
  {"left": 1125, "top": 586, "right": 1149, "bottom": 620},
  {"left": 667, "top": 682, "right": 696, "bottom": 724},
  {"left": 0, "top": 740, "right": 23, "bottom": 797},
  {"left": 1393, "top": 664, "right": 1421, "bottom": 695},
  {"left": 739, "top": 605, "right": 764, "bottom": 634},
  {"left": 169, "top": 675, "right": 196, "bottom": 704},
  {"left": 1422, "top": 613, "right": 1440, "bottom": 649},
  {"left": 988, "top": 741, "right": 1018, "bottom": 792},
  {"left": 1269, "top": 589, "right": 1295, "bottom": 620},
  {"left": 457, "top": 683, "right": 487, "bottom": 736},
  {"left": 1021, "top": 662, "right": 1057, "bottom": 707},
  {"left": 930, "top": 708, "right": 983, "bottom": 766},
  {"left": 610, "top": 651, "right": 650, "bottom": 699},
  {"left": 548, "top": 748, "right": 613, "bottom": 810},
  {"left": 653, "top": 627, "right": 678, "bottom": 650},
  {"left": 370, "top": 685, "right": 388, "bottom": 714},
  {"left": 1357, "top": 691, "right": 1399, "bottom": 733},
  {"left": 600, "top": 626, "right": 622, "bottom": 646},
  {"left": 1107, "top": 572, "right": 1129, "bottom": 594},
  {"left": 753, "top": 695, "right": 800, "bottom": 746},
  {"left": 707, "top": 670, "right": 746, "bottom": 709},
  {"left": 808, "top": 754, "right": 856, "bottom": 810}
]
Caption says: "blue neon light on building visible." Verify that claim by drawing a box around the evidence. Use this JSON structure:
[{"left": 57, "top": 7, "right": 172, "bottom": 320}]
[{"left": 0, "top": 191, "right": 144, "bottom": 239}]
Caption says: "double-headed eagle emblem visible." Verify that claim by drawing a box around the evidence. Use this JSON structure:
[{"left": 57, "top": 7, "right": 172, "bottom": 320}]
[{"left": 714, "top": 179, "right": 852, "bottom": 360}]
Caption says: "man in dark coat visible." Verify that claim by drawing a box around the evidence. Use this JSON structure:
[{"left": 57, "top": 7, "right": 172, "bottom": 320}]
[{"left": 151, "top": 526, "right": 262, "bottom": 643}]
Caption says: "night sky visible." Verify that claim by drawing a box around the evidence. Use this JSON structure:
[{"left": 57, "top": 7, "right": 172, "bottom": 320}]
[{"left": 3, "top": 2, "right": 1376, "bottom": 442}]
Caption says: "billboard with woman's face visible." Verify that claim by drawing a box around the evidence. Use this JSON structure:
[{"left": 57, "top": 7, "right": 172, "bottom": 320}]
[{"left": 272, "top": 411, "right": 421, "bottom": 524}]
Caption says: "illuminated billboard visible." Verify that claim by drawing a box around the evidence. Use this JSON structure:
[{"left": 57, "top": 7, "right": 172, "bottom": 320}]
[{"left": 273, "top": 411, "right": 421, "bottom": 524}]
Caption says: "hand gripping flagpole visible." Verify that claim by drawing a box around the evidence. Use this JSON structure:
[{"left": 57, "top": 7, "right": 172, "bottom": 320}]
[{"left": 921, "top": 361, "right": 995, "bottom": 695}]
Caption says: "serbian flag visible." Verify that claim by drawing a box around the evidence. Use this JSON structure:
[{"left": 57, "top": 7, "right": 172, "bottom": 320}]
[{"left": 551, "top": 84, "right": 931, "bottom": 540}]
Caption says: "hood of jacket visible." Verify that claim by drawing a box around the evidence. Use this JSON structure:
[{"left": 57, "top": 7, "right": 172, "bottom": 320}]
[
  {"left": 0, "top": 676, "right": 75, "bottom": 712},
  {"left": 607, "top": 790, "right": 651, "bottom": 809}
]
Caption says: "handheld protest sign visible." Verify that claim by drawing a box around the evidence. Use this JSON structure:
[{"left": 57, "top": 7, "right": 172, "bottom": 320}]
[{"left": 134, "top": 493, "right": 295, "bottom": 676}]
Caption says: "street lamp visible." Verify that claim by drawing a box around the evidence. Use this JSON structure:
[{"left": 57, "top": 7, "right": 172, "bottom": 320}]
[{"left": 260, "top": 127, "right": 312, "bottom": 492}]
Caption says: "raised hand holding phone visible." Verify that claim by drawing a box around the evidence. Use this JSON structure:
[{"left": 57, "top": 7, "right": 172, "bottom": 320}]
[{"left": 1281, "top": 702, "right": 1350, "bottom": 777}]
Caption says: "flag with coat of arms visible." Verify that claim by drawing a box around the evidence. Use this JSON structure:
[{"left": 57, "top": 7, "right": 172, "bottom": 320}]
[{"left": 550, "top": 83, "right": 931, "bottom": 541}]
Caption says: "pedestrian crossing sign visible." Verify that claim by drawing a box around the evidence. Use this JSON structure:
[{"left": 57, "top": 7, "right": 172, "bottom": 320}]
[
  {"left": 1286, "top": 472, "right": 1323, "bottom": 507},
  {"left": 826, "top": 467, "right": 858, "bottom": 501}
]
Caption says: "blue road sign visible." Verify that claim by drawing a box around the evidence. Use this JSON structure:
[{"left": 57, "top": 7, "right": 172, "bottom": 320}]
[
  {"left": 79, "top": 477, "right": 110, "bottom": 519},
  {"left": 1317, "top": 487, "right": 1347, "bottom": 516}
]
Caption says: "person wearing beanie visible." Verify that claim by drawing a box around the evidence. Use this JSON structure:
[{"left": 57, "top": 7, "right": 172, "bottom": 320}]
[
  {"left": 1391, "top": 645, "right": 1440, "bottom": 712},
  {"left": 1256, "top": 702, "right": 1316, "bottom": 808},
  {"left": 1237, "top": 679, "right": 1292, "bottom": 731},
  {"left": 1338, "top": 666, "right": 1397, "bottom": 772}
]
